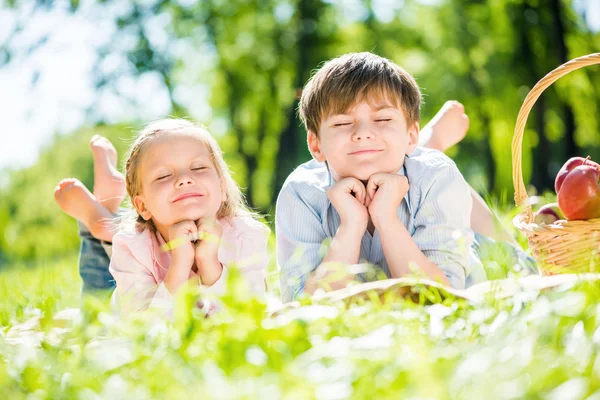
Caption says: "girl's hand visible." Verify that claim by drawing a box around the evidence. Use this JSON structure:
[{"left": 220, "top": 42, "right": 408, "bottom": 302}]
[
  {"left": 194, "top": 217, "right": 224, "bottom": 286},
  {"left": 163, "top": 220, "right": 197, "bottom": 293},
  {"left": 167, "top": 220, "right": 198, "bottom": 268}
]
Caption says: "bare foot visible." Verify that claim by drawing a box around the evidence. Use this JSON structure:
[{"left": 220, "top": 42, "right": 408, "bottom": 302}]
[
  {"left": 90, "top": 135, "right": 126, "bottom": 214},
  {"left": 420, "top": 101, "right": 470, "bottom": 152},
  {"left": 54, "top": 178, "right": 115, "bottom": 242}
]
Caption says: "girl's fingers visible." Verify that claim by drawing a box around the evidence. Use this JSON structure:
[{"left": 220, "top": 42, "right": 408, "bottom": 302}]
[{"left": 194, "top": 218, "right": 223, "bottom": 244}]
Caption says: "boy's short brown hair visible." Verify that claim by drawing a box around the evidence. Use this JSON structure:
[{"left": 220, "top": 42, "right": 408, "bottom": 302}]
[{"left": 299, "top": 52, "right": 422, "bottom": 135}]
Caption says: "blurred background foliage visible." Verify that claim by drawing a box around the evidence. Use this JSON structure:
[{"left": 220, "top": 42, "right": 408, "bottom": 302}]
[{"left": 1, "top": 0, "right": 599, "bottom": 264}]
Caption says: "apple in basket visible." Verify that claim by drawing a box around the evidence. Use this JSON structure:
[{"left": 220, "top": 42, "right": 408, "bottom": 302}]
[
  {"left": 534, "top": 202, "right": 564, "bottom": 225},
  {"left": 555, "top": 156, "right": 600, "bottom": 220}
]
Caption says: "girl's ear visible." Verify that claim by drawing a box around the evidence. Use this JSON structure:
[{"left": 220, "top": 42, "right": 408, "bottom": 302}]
[
  {"left": 406, "top": 121, "right": 420, "bottom": 155},
  {"left": 133, "top": 195, "right": 152, "bottom": 220},
  {"left": 307, "top": 131, "right": 326, "bottom": 162}
]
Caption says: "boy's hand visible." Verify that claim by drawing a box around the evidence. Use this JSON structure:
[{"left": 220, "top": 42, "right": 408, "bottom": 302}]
[
  {"left": 365, "top": 173, "right": 409, "bottom": 223},
  {"left": 194, "top": 217, "right": 224, "bottom": 286},
  {"left": 326, "top": 177, "right": 369, "bottom": 231}
]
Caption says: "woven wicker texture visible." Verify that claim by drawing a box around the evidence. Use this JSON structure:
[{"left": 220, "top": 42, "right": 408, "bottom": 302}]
[{"left": 512, "top": 53, "right": 600, "bottom": 274}]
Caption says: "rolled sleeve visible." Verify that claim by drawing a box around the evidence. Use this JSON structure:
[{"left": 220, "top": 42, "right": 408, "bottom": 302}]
[
  {"left": 109, "top": 233, "right": 171, "bottom": 315},
  {"left": 276, "top": 182, "right": 328, "bottom": 302},
  {"left": 411, "top": 164, "right": 474, "bottom": 289},
  {"left": 235, "top": 223, "right": 270, "bottom": 296},
  {"left": 205, "top": 221, "right": 270, "bottom": 297}
]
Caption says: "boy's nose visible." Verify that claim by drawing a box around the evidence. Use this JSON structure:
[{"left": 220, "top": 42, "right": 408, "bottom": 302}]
[{"left": 353, "top": 124, "right": 374, "bottom": 140}]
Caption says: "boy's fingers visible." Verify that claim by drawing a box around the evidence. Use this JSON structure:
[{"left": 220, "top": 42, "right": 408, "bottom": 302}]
[
  {"left": 352, "top": 181, "right": 366, "bottom": 204},
  {"left": 366, "top": 178, "right": 379, "bottom": 201}
]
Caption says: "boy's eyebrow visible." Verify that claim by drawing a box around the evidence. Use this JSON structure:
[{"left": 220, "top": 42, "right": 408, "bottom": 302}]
[
  {"left": 373, "top": 104, "right": 397, "bottom": 111},
  {"left": 326, "top": 103, "right": 398, "bottom": 118}
]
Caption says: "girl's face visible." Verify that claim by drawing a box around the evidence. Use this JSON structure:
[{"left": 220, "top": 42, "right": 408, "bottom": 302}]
[{"left": 133, "top": 132, "right": 223, "bottom": 236}]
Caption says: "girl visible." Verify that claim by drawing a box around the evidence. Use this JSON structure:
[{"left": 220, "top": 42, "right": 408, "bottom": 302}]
[{"left": 109, "top": 118, "right": 269, "bottom": 314}]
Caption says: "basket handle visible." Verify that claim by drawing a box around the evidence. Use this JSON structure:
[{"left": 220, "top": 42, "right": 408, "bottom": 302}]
[{"left": 512, "top": 53, "right": 600, "bottom": 225}]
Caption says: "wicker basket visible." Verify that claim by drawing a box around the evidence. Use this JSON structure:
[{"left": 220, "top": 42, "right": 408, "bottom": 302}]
[{"left": 512, "top": 53, "right": 600, "bottom": 275}]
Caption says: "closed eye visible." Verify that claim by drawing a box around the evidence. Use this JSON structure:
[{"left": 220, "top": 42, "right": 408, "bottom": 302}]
[
  {"left": 375, "top": 119, "right": 392, "bottom": 122},
  {"left": 191, "top": 167, "right": 207, "bottom": 171},
  {"left": 333, "top": 122, "right": 352, "bottom": 127},
  {"left": 156, "top": 174, "right": 171, "bottom": 181}
]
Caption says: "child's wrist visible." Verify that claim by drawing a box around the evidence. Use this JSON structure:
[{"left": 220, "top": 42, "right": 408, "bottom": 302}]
[
  {"left": 198, "top": 261, "right": 223, "bottom": 286},
  {"left": 338, "top": 220, "right": 367, "bottom": 237},
  {"left": 164, "top": 267, "right": 190, "bottom": 293},
  {"left": 169, "top": 256, "right": 193, "bottom": 271},
  {"left": 371, "top": 213, "right": 400, "bottom": 229},
  {"left": 196, "top": 254, "right": 221, "bottom": 273}
]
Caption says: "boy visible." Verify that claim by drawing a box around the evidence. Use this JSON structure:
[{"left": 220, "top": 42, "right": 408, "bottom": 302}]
[{"left": 276, "top": 52, "right": 498, "bottom": 302}]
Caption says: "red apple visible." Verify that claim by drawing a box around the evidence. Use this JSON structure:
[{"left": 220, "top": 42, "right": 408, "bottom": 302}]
[
  {"left": 555, "top": 156, "right": 600, "bottom": 194},
  {"left": 534, "top": 202, "right": 564, "bottom": 225},
  {"left": 557, "top": 163, "right": 600, "bottom": 220}
]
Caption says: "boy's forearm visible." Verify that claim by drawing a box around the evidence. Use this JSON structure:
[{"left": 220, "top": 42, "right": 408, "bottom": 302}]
[
  {"left": 374, "top": 217, "right": 450, "bottom": 285},
  {"left": 322, "top": 223, "right": 363, "bottom": 265},
  {"left": 303, "top": 223, "right": 364, "bottom": 295}
]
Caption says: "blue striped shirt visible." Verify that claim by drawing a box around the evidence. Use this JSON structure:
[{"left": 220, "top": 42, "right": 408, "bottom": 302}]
[{"left": 275, "top": 146, "right": 486, "bottom": 302}]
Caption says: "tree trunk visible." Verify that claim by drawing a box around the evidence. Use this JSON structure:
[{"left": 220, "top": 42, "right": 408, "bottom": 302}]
[{"left": 272, "top": 0, "right": 319, "bottom": 201}]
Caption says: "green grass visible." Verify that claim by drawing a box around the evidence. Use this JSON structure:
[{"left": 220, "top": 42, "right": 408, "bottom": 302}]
[
  {"left": 2, "top": 195, "right": 600, "bottom": 399},
  {"left": 1, "top": 253, "right": 600, "bottom": 399},
  {"left": 0, "top": 256, "right": 81, "bottom": 327}
]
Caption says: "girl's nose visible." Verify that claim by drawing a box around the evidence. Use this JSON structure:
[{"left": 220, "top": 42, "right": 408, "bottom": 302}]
[{"left": 175, "top": 174, "right": 194, "bottom": 187}]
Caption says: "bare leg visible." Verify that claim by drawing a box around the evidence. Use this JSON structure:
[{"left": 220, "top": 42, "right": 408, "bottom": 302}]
[
  {"left": 54, "top": 178, "right": 115, "bottom": 242},
  {"left": 90, "top": 135, "right": 126, "bottom": 214},
  {"left": 420, "top": 101, "right": 469, "bottom": 152},
  {"left": 421, "top": 101, "right": 516, "bottom": 244},
  {"left": 470, "top": 189, "right": 518, "bottom": 245}
]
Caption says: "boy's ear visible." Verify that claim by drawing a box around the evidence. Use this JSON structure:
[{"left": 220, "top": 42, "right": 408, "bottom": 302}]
[
  {"left": 406, "top": 121, "right": 420, "bottom": 155},
  {"left": 133, "top": 195, "right": 152, "bottom": 220},
  {"left": 307, "top": 131, "right": 326, "bottom": 162}
]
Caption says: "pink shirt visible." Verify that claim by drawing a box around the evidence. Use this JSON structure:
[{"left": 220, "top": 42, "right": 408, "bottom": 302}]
[{"left": 109, "top": 216, "right": 270, "bottom": 315}]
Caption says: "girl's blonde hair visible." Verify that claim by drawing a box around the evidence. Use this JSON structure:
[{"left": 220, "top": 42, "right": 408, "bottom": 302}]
[{"left": 121, "top": 118, "right": 254, "bottom": 232}]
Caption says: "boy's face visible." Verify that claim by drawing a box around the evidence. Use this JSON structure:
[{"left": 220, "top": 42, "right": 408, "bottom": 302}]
[{"left": 308, "top": 100, "right": 419, "bottom": 182}]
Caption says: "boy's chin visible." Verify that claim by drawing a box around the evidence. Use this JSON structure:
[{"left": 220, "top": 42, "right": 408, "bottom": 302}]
[{"left": 351, "top": 167, "right": 390, "bottom": 182}]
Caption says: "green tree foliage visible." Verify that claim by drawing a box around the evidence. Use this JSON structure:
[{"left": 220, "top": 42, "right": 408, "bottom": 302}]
[{"left": 1, "top": 0, "right": 599, "bottom": 263}]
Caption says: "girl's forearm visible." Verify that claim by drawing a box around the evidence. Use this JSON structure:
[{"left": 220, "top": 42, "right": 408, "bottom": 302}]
[
  {"left": 164, "top": 260, "right": 194, "bottom": 293},
  {"left": 196, "top": 256, "right": 223, "bottom": 286}
]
